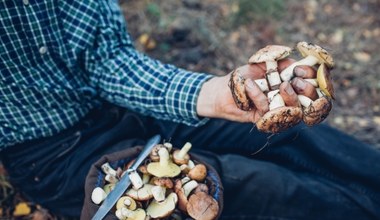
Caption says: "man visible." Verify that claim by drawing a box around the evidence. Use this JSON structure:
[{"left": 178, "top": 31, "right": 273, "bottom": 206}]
[{"left": 1, "top": 1, "right": 379, "bottom": 219}]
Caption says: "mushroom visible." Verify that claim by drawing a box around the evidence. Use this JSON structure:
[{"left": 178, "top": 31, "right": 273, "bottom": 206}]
[
  {"left": 91, "top": 187, "right": 107, "bottom": 205},
  {"left": 172, "top": 142, "right": 192, "bottom": 165},
  {"left": 116, "top": 196, "right": 137, "bottom": 211},
  {"left": 126, "top": 184, "right": 154, "bottom": 201},
  {"left": 103, "top": 183, "right": 115, "bottom": 194},
  {"left": 174, "top": 179, "right": 198, "bottom": 213},
  {"left": 116, "top": 207, "right": 146, "bottom": 220},
  {"left": 187, "top": 192, "right": 219, "bottom": 220},
  {"left": 146, "top": 192, "right": 178, "bottom": 219},
  {"left": 249, "top": 45, "right": 292, "bottom": 90},
  {"left": 101, "top": 162, "right": 118, "bottom": 178},
  {"left": 316, "top": 63, "right": 335, "bottom": 99},
  {"left": 128, "top": 171, "right": 143, "bottom": 190},
  {"left": 188, "top": 164, "right": 207, "bottom": 182},
  {"left": 150, "top": 144, "right": 172, "bottom": 162},
  {"left": 256, "top": 89, "right": 303, "bottom": 133},
  {"left": 147, "top": 148, "right": 181, "bottom": 178},
  {"left": 280, "top": 42, "right": 334, "bottom": 82},
  {"left": 194, "top": 183, "right": 209, "bottom": 194}
]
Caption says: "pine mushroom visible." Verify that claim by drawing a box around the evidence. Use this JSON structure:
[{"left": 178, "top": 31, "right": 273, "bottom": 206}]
[
  {"left": 147, "top": 148, "right": 181, "bottom": 178},
  {"left": 249, "top": 45, "right": 292, "bottom": 90},
  {"left": 280, "top": 42, "right": 334, "bottom": 82},
  {"left": 146, "top": 192, "right": 178, "bottom": 218}
]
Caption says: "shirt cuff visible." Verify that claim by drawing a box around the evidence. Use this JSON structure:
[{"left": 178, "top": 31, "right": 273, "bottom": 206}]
[{"left": 165, "top": 71, "right": 214, "bottom": 126}]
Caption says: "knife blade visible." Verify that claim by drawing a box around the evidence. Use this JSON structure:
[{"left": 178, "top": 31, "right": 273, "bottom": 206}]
[{"left": 92, "top": 134, "right": 161, "bottom": 220}]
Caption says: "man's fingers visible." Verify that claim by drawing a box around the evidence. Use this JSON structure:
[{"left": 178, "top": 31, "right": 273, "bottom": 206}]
[
  {"left": 291, "top": 77, "right": 318, "bottom": 100},
  {"left": 294, "top": 65, "right": 317, "bottom": 78},
  {"left": 279, "top": 82, "right": 299, "bottom": 106},
  {"left": 245, "top": 79, "right": 269, "bottom": 116}
]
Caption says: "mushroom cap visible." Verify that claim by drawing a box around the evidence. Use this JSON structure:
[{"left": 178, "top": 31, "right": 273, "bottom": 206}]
[
  {"left": 249, "top": 45, "right": 292, "bottom": 63},
  {"left": 172, "top": 150, "right": 190, "bottom": 165},
  {"left": 317, "top": 63, "right": 335, "bottom": 99},
  {"left": 303, "top": 97, "right": 332, "bottom": 126},
  {"left": 229, "top": 69, "right": 253, "bottom": 111},
  {"left": 187, "top": 192, "right": 219, "bottom": 220},
  {"left": 147, "top": 160, "right": 181, "bottom": 178},
  {"left": 174, "top": 179, "right": 188, "bottom": 213},
  {"left": 188, "top": 164, "right": 207, "bottom": 182},
  {"left": 256, "top": 106, "right": 303, "bottom": 133},
  {"left": 116, "top": 196, "right": 137, "bottom": 211},
  {"left": 296, "top": 41, "right": 334, "bottom": 68},
  {"left": 146, "top": 192, "right": 178, "bottom": 218},
  {"left": 128, "top": 208, "right": 146, "bottom": 220},
  {"left": 153, "top": 177, "right": 174, "bottom": 189}
]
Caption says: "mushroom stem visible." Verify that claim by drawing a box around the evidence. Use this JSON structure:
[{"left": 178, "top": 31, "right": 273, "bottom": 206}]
[
  {"left": 128, "top": 171, "right": 143, "bottom": 189},
  {"left": 152, "top": 185, "right": 166, "bottom": 202},
  {"left": 101, "top": 162, "right": 117, "bottom": 177},
  {"left": 91, "top": 187, "right": 107, "bottom": 205},
  {"left": 265, "top": 60, "right": 282, "bottom": 89},
  {"left": 158, "top": 148, "right": 170, "bottom": 167},
  {"left": 178, "top": 142, "right": 192, "bottom": 159},
  {"left": 298, "top": 95, "right": 313, "bottom": 107},
  {"left": 183, "top": 180, "right": 198, "bottom": 197},
  {"left": 280, "top": 55, "right": 319, "bottom": 81},
  {"left": 304, "top": 78, "right": 318, "bottom": 87},
  {"left": 254, "top": 78, "right": 269, "bottom": 92},
  {"left": 268, "top": 90, "right": 285, "bottom": 110}
]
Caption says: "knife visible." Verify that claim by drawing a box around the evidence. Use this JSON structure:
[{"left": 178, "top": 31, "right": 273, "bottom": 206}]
[{"left": 92, "top": 134, "right": 161, "bottom": 220}]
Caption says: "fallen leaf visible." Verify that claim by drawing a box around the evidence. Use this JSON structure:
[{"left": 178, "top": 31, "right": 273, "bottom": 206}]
[{"left": 13, "top": 202, "right": 31, "bottom": 217}]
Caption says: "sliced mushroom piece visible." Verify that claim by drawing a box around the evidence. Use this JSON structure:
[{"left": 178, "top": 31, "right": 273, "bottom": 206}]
[
  {"left": 256, "top": 89, "right": 303, "bottom": 133},
  {"left": 91, "top": 187, "right": 107, "bottom": 205},
  {"left": 298, "top": 95, "right": 332, "bottom": 126},
  {"left": 172, "top": 142, "right": 192, "bottom": 165},
  {"left": 146, "top": 192, "right": 178, "bottom": 219},
  {"left": 101, "top": 162, "right": 118, "bottom": 178},
  {"left": 128, "top": 171, "right": 143, "bottom": 190},
  {"left": 116, "top": 196, "right": 137, "bottom": 211},
  {"left": 249, "top": 45, "right": 292, "bottom": 90},
  {"left": 147, "top": 148, "right": 181, "bottom": 178},
  {"left": 280, "top": 42, "right": 334, "bottom": 81},
  {"left": 317, "top": 63, "right": 335, "bottom": 99},
  {"left": 229, "top": 68, "right": 269, "bottom": 111},
  {"left": 187, "top": 192, "right": 219, "bottom": 220}
]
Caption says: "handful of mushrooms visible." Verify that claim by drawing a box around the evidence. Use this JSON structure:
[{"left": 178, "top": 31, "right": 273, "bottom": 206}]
[
  {"left": 91, "top": 142, "right": 220, "bottom": 220},
  {"left": 229, "top": 42, "right": 335, "bottom": 133}
]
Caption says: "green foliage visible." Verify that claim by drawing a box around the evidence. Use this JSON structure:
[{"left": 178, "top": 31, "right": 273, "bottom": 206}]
[
  {"left": 230, "top": 0, "right": 285, "bottom": 26},
  {"left": 146, "top": 2, "right": 161, "bottom": 19}
]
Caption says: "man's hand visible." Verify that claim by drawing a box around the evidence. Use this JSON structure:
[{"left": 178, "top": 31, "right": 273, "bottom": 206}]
[{"left": 196, "top": 59, "right": 317, "bottom": 123}]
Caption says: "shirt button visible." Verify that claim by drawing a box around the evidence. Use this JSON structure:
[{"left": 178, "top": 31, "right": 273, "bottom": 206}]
[
  {"left": 39, "top": 46, "right": 47, "bottom": 54},
  {"left": 23, "top": 0, "right": 29, "bottom": 5}
]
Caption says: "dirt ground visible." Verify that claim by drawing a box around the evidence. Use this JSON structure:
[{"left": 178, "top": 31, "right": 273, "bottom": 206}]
[{"left": 1, "top": 0, "right": 380, "bottom": 219}]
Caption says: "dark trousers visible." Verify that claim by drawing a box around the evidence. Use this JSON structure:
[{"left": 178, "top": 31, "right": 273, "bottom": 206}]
[{"left": 2, "top": 104, "right": 380, "bottom": 219}]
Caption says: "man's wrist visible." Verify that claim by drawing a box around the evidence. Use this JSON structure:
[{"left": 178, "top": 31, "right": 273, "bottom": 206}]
[{"left": 196, "top": 76, "right": 225, "bottom": 118}]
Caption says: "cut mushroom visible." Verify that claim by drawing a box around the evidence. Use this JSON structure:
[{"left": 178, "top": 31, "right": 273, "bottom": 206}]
[
  {"left": 128, "top": 171, "right": 143, "bottom": 190},
  {"left": 187, "top": 192, "right": 219, "bottom": 220},
  {"left": 172, "top": 142, "right": 192, "bottom": 165},
  {"left": 91, "top": 187, "right": 107, "bottom": 205},
  {"left": 280, "top": 42, "right": 334, "bottom": 81},
  {"left": 249, "top": 45, "right": 292, "bottom": 90},
  {"left": 101, "top": 162, "right": 118, "bottom": 177},
  {"left": 256, "top": 88, "right": 303, "bottom": 133},
  {"left": 147, "top": 148, "right": 181, "bottom": 178},
  {"left": 126, "top": 184, "right": 154, "bottom": 201},
  {"left": 146, "top": 192, "right": 178, "bottom": 218},
  {"left": 151, "top": 185, "right": 167, "bottom": 202}
]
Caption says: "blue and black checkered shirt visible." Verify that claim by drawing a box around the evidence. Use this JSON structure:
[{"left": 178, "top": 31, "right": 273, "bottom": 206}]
[{"left": 0, "top": 0, "right": 212, "bottom": 149}]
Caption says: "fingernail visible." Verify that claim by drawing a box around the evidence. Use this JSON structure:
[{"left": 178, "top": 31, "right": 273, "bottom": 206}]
[
  {"left": 294, "top": 78, "right": 306, "bottom": 89},
  {"left": 285, "top": 83, "right": 295, "bottom": 95},
  {"left": 294, "top": 66, "right": 306, "bottom": 77}
]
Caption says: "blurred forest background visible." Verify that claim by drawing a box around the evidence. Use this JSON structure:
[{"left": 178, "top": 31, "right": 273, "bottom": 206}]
[{"left": 1, "top": 0, "right": 380, "bottom": 219}]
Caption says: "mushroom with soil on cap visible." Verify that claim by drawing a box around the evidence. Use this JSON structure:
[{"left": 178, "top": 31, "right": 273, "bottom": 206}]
[
  {"left": 187, "top": 191, "right": 219, "bottom": 220},
  {"left": 249, "top": 45, "right": 292, "bottom": 90},
  {"left": 147, "top": 148, "right": 181, "bottom": 178},
  {"left": 280, "top": 41, "right": 334, "bottom": 82},
  {"left": 256, "top": 87, "right": 303, "bottom": 133},
  {"left": 146, "top": 192, "right": 178, "bottom": 219}
]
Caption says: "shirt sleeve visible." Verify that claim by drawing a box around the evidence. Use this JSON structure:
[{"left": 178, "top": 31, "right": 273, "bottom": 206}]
[{"left": 86, "top": 0, "right": 213, "bottom": 126}]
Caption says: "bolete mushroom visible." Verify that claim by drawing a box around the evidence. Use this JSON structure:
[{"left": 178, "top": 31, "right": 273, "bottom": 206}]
[
  {"left": 316, "top": 63, "right": 335, "bottom": 99},
  {"left": 187, "top": 192, "right": 219, "bottom": 220},
  {"left": 174, "top": 179, "right": 198, "bottom": 213},
  {"left": 126, "top": 184, "right": 154, "bottom": 201},
  {"left": 256, "top": 89, "right": 303, "bottom": 133},
  {"left": 91, "top": 187, "right": 107, "bottom": 205},
  {"left": 101, "top": 162, "right": 118, "bottom": 178},
  {"left": 115, "top": 207, "right": 146, "bottom": 220},
  {"left": 280, "top": 42, "right": 334, "bottom": 82},
  {"left": 188, "top": 164, "right": 207, "bottom": 182},
  {"left": 116, "top": 196, "right": 137, "bottom": 211},
  {"left": 172, "top": 142, "right": 192, "bottom": 165},
  {"left": 147, "top": 148, "right": 181, "bottom": 178},
  {"left": 146, "top": 192, "right": 178, "bottom": 219},
  {"left": 249, "top": 45, "right": 292, "bottom": 90}
]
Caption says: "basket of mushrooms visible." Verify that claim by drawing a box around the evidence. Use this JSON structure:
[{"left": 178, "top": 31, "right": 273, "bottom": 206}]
[
  {"left": 81, "top": 142, "right": 223, "bottom": 220},
  {"left": 229, "top": 41, "right": 335, "bottom": 133}
]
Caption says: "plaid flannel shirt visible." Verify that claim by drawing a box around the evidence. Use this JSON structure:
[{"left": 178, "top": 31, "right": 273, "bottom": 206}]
[{"left": 0, "top": 0, "right": 212, "bottom": 149}]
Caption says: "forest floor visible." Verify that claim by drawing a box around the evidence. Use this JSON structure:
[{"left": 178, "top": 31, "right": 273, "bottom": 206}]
[{"left": 1, "top": 0, "right": 380, "bottom": 219}]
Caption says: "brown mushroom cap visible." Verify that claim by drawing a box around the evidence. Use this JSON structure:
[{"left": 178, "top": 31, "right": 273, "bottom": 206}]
[
  {"left": 153, "top": 177, "right": 174, "bottom": 189},
  {"left": 296, "top": 42, "right": 334, "bottom": 68},
  {"left": 317, "top": 63, "right": 335, "bottom": 99},
  {"left": 187, "top": 192, "right": 219, "bottom": 220},
  {"left": 174, "top": 179, "right": 188, "bottom": 213},
  {"left": 303, "top": 96, "right": 332, "bottom": 126},
  {"left": 256, "top": 106, "right": 303, "bottom": 133},
  {"left": 249, "top": 45, "right": 292, "bottom": 64},
  {"left": 228, "top": 69, "right": 253, "bottom": 111},
  {"left": 188, "top": 164, "right": 207, "bottom": 182}
]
